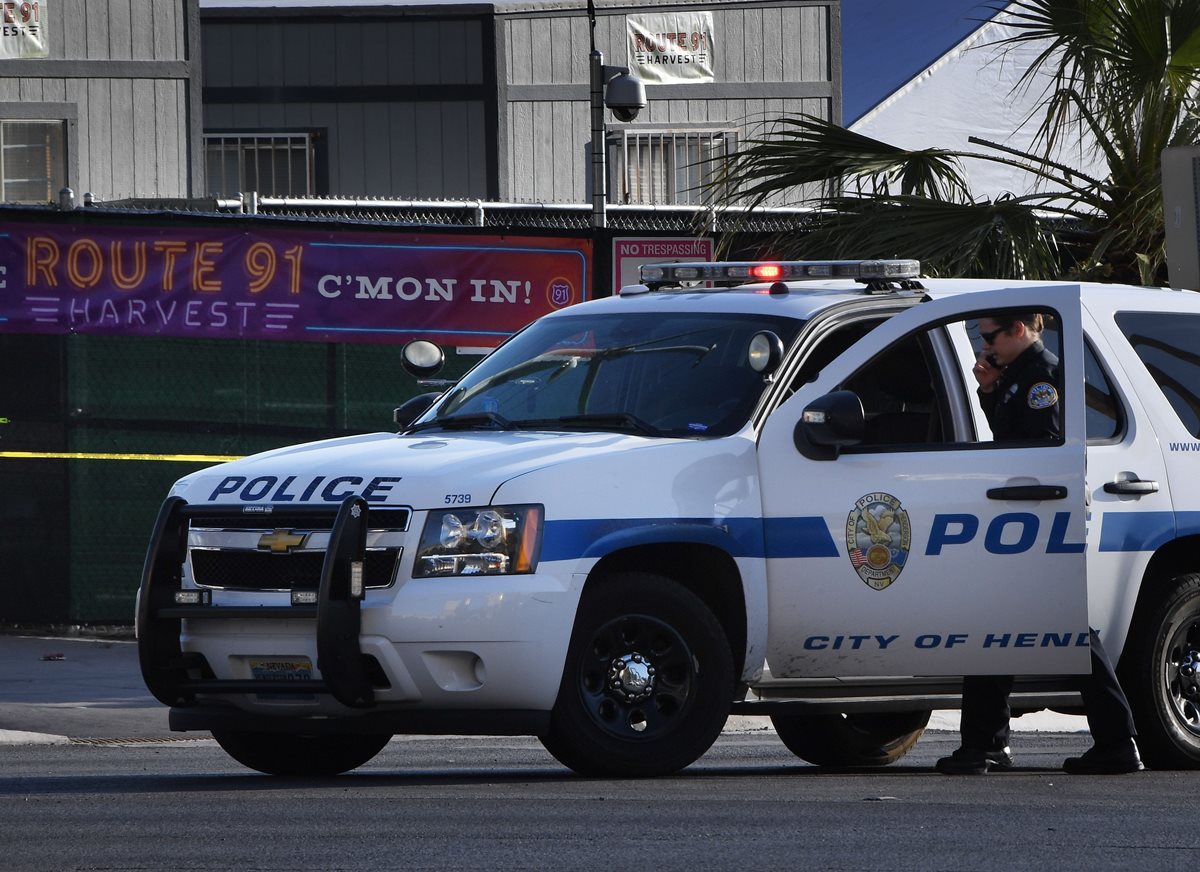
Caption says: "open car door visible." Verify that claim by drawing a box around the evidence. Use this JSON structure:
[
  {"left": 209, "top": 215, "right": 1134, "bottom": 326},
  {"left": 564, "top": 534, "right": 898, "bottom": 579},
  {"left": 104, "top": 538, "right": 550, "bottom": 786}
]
[{"left": 758, "top": 284, "right": 1090, "bottom": 677}]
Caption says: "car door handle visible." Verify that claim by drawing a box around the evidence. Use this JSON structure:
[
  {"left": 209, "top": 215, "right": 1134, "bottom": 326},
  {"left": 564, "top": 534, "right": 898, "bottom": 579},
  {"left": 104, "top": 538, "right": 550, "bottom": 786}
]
[
  {"left": 986, "top": 485, "right": 1067, "bottom": 501},
  {"left": 1103, "top": 478, "right": 1159, "bottom": 495}
]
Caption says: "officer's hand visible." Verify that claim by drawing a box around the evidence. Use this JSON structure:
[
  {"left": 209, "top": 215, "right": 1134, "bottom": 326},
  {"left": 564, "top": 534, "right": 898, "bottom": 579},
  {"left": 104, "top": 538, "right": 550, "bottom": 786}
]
[{"left": 973, "top": 352, "right": 1003, "bottom": 392}]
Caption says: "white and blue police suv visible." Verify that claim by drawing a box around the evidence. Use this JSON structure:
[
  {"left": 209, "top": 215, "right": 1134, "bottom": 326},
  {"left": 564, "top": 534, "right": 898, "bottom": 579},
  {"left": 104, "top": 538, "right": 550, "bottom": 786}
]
[{"left": 137, "top": 259, "right": 1200, "bottom": 776}]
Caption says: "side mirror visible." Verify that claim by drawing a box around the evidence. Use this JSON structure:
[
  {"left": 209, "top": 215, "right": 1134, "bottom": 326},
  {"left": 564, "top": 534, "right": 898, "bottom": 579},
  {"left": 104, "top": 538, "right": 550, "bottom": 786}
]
[
  {"left": 394, "top": 392, "right": 441, "bottom": 429},
  {"left": 747, "top": 331, "right": 785, "bottom": 375},
  {"left": 401, "top": 340, "right": 445, "bottom": 378},
  {"left": 793, "top": 390, "right": 865, "bottom": 460}
]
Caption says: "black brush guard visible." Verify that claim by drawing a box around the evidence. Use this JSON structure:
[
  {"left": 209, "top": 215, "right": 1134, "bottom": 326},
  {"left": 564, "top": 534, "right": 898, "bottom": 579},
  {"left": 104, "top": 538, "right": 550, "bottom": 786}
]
[{"left": 137, "top": 495, "right": 376, "bottom": 710}]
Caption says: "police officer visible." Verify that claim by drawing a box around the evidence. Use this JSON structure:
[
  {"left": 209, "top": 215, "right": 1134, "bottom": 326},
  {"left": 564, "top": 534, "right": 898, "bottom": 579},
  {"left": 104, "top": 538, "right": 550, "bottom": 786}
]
[{"left": 935, "top": 312, "right": 1143, "bottom": 775}]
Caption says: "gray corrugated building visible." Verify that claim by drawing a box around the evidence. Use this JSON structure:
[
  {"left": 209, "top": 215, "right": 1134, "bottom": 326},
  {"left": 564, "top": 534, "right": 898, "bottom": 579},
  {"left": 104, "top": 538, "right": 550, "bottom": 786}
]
[
  {"left": 200, "top": 0, "right": 838, "bottom": 205},
  {"left": 0, "top": 0, "right": 840, "bottom": 205},
  {"left": 0, "top": 0, "right": 201, "bottom": 202}
]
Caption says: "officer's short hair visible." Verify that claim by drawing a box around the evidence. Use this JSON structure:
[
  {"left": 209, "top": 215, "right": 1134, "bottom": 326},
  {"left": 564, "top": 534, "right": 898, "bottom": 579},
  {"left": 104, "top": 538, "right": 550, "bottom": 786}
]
[{"left": 990, "top": 312, "right": 1045, "bottom": 334}]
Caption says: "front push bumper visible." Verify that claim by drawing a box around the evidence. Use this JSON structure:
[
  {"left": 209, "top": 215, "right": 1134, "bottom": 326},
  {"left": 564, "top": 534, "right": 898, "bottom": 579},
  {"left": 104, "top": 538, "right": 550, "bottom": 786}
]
[
  {"left": 138, "top": 495, "right": 556, "bottom": 739},
  {"left": 138, "top": 495, "right": 383, "bottom": 711}
]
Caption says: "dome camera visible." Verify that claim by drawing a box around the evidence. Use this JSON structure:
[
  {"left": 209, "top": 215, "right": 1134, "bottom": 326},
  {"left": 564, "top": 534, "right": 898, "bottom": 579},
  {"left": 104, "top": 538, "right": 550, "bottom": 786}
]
[{"left": 604, "top": 70, "right": 647, "bottom": 122}]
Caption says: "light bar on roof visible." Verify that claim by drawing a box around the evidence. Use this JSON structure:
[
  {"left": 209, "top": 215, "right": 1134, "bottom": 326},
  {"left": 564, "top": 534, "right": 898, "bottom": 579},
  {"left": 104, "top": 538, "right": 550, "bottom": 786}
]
[{"left": 639, "top": 259, "right": 921, "bottom": 284}]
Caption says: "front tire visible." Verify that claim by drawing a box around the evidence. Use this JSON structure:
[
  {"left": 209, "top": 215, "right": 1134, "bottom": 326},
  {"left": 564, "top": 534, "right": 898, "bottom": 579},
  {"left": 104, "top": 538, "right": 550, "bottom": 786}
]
[
  {"left": 1124, "top": 573, "right": 1200, "bottom": 769},
  {"left": 540, "top": 572, "right": 734, "bottom": 777},
  {"left": 770, "top": 711, "right": 930, "bottom": 767},
  {"left": 212, "top": 730, "right": 392, "bottom": 776}
]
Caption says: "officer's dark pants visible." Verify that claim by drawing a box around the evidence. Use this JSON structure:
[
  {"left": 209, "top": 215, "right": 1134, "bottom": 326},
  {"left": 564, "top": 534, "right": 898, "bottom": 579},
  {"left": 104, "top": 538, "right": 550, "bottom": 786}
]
[{"left": 960, "top": 629, "right": 1138, "bottom": 751}]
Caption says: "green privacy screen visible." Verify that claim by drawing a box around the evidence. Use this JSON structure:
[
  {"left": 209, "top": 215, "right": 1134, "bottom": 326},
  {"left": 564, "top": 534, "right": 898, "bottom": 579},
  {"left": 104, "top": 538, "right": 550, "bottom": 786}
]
[{"left": 0, "top": 333, "right": 476, "bottom": 624}]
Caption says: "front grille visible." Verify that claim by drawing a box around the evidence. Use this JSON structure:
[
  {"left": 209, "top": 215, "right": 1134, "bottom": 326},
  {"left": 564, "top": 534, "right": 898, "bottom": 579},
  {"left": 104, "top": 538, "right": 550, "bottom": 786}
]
[
  {"left": 198, "top": 508, "right": 411, "bottom": 531},
  {"left": 190, "top": 548, "right": 402, "bottom": 591},
  {"left": 184, "top": 505, "right": 412, "bottom": 592}
]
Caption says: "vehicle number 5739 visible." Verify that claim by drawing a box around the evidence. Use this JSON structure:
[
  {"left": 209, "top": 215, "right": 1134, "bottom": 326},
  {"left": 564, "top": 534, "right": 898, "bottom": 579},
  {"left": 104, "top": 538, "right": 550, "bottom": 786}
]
[{"left": 444, "top": 493, "right": 472, "bottom": 505}]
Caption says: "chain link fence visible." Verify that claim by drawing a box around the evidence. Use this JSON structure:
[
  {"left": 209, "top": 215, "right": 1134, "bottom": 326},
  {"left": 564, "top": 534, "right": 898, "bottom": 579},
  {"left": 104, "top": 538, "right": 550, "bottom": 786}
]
[{"left": 90, "top": 193, "right": 816, "bottom": 234}]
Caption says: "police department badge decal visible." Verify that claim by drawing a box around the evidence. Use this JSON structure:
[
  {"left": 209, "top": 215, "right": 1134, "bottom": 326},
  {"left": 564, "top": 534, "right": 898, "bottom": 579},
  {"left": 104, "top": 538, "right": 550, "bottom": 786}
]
[
  {"left": 845, "top": 492, "right": 912, "bottom": 590},
  {"left": 1027, "top": 382, "right": 1059, "bottom": 409}
]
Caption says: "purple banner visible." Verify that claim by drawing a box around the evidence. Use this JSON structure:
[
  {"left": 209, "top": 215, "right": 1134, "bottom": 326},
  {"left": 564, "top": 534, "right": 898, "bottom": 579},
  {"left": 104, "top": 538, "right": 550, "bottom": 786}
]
[{"left": 0, "top": 223, "right": 591, "bottom": 346}]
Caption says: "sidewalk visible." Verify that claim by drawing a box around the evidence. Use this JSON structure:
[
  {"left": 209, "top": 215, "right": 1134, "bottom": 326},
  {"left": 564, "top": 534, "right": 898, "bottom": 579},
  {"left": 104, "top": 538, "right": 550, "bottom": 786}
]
[
  {"left": 0, "top": 633, "right": 1089, "bottom": 745},
  {"left": 0, "top": 634, "right": 170, "bottom": 743}
]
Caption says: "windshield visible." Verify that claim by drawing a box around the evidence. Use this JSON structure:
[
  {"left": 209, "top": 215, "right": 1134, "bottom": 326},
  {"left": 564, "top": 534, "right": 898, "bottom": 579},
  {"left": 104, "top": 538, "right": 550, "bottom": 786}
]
[{"left": 410, "top": 311, "right": 803, "bottom": 437}]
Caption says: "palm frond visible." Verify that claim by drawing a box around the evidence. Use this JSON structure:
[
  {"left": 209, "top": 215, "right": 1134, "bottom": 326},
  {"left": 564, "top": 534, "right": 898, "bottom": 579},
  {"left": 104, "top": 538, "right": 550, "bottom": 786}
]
[
  {"left": 708, "top": 115, "right": 972, "bottom": 208},
  {"left": 759, "top": 196, "right": 1065, "bottom": 280},
  {"left": 703, "top": 0, "right": 1200, "bottom": 285},
  {"left": 1168, "top": 7, "right": 1200, "bottom": 98}
]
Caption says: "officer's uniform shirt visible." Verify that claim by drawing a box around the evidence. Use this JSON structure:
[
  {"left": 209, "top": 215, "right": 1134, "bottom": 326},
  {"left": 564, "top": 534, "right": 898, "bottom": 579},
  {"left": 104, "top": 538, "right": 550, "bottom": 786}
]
[{"left": 978, "top": 339, "right": 1060, "bottom": 441}]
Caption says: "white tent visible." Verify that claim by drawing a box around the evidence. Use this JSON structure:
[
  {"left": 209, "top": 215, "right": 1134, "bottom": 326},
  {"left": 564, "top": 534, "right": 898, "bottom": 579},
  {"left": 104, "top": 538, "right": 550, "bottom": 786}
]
[{"left": 849, "top": 5, "right": 1106, "bottom": 202}]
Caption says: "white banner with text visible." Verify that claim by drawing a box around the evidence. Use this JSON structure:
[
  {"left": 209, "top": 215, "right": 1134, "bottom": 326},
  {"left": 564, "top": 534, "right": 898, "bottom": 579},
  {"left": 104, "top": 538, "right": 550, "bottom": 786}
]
[
  {"left": 0, "top": 1, "right": 48, "bottom": 59},
  {"left": 627, "top": 11, "right": 714, "bottom": 85}
]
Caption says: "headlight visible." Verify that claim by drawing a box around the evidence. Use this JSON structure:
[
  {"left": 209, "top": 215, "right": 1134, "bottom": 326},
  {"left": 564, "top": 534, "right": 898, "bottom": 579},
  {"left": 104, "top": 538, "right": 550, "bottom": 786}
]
[{"left": 415, "top": 504, "right": 543, "bottom": 578}]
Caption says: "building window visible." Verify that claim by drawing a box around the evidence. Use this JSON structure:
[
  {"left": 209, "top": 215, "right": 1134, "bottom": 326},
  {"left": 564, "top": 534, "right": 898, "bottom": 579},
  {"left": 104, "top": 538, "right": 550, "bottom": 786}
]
[
  {"left": 1, "top": 120, "right": 66, "bottom": 203},
  {"left": 204, "top": 131, "right": 316, "bottom": 197},
  {"left": 608, "top": 128, "right": 737, "bottom": 206}
]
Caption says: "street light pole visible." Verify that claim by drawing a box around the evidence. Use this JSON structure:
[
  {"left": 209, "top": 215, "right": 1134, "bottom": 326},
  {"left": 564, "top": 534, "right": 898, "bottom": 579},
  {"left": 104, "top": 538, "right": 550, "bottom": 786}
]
[
  {"left": 588, "top": 0, "right": 607, "bottom": 230},
  {"left": 585, "top": 0, "right": 645, "bottom": 297}
]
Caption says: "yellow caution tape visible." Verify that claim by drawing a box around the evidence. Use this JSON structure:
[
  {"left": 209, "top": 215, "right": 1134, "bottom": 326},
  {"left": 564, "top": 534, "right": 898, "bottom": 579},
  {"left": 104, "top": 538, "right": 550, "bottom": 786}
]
[{"left": 0, "top": 451, "right": 241, "bottom": 463}]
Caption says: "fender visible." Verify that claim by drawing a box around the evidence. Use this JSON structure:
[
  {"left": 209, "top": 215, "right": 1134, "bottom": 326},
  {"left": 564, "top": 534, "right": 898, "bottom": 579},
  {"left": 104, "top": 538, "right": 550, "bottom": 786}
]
[
  {"left": 541, "top": 516, "right": 768, "bottom": 684},
  {"left": 540, "top": 517, "right": 761, "bottom": 562}
]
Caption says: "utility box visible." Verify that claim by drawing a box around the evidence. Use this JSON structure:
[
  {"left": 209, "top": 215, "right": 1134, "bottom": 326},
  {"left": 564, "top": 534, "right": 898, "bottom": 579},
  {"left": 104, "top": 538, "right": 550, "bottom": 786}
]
[{"left": 1162, "top": 146, "right": 1200, "bottom": 290}]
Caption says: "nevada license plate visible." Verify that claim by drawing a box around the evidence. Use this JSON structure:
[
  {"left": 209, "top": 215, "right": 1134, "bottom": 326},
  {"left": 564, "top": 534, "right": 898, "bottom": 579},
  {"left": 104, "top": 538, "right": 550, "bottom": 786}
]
[{"left": 248, "top": 656, "right": 315, "bottom": 700}]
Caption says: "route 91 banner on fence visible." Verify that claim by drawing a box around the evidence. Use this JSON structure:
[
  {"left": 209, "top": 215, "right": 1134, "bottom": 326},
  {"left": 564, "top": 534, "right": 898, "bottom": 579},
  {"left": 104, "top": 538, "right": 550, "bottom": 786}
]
[{"left": 0, "top": 223, "right": 591, "bottom": 347}]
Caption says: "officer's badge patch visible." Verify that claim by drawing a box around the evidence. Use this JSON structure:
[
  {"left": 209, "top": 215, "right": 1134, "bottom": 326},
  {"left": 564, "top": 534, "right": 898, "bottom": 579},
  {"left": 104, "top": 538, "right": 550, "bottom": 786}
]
[
  {"left": 1027, "top": 382, "right": 1059, "bottom": 410},
  {"left": 845, "top": 492, "right": 912, "bottom": 591}
]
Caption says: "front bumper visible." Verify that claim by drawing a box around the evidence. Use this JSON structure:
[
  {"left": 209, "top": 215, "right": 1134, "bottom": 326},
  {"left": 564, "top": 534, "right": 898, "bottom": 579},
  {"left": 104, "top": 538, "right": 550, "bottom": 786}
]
[{"left": 137, "top": 496, "right": 575, "bottom": 733}]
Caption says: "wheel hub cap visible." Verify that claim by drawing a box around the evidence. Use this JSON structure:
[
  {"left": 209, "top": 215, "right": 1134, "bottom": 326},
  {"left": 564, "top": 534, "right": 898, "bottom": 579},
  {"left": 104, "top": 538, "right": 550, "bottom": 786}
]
[
  {"left": 609, "top": 652, "right": 656, "bottom": 702},
  {"left": 1177, "top": 649, "right": 1200, "bottom": 700}
]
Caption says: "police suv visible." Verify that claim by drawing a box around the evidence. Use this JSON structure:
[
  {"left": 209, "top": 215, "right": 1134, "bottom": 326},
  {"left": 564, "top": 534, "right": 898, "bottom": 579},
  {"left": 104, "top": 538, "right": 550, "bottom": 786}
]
[{"left": 138, "top": 259, "right": 1200, "bottom": 776}]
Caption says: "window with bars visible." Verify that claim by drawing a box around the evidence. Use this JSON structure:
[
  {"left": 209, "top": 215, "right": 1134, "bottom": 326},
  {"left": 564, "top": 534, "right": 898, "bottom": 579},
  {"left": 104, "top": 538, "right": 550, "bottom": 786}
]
[
  {"left": 204, "top": 131, "right": 316, "bottom": 198},
  {"left": 0, "top": 120, "right": 66, "bottom": 203},
  {"left": 608, "top": 128, "right": 737, "bottom": 206}
]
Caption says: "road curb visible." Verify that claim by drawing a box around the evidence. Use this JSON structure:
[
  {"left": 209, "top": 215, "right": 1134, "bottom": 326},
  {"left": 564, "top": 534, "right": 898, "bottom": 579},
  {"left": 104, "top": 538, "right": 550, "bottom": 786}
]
[{"left": 0, "top": 729, "right": 71, "bottom": 746}]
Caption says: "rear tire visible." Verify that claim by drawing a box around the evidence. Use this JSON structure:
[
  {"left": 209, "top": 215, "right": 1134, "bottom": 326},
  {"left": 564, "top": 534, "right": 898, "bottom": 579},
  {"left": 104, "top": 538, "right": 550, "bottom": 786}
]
[
  {"left": 540, "top": 572, "right": 734, "bottom": 777},
  {"left": 212, "top": 730, "right": 392, "bottom": 776},
  {"left": 1124, "top": 572, "right": 1200, "bottom": 769},
  {"left": 770, "top": 711, "right": 930, "bottom": 767}
]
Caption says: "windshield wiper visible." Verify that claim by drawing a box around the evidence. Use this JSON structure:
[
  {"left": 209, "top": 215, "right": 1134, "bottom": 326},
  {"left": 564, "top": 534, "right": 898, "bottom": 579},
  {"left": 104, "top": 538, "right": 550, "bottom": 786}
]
[
  {"left": 406, "top": 411, "right": 515, "bottom": 433},
  {"left": 600, "top": 342, "right": 715, "bottom": 363},
  {"left": 539, "top": 413, "right": 664, "bottom": 437}
]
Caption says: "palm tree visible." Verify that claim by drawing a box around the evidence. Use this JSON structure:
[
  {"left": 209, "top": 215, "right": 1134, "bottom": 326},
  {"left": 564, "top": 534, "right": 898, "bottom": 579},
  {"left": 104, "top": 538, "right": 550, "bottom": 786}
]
[{"left": 706, "top": 0, "right": 1200, "bottom": 284}]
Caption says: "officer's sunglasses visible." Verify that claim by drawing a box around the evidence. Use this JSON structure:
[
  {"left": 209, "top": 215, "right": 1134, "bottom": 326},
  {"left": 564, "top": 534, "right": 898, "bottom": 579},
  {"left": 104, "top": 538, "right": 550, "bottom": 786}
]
[{"left": 978, "top": 326, "right": 1009, "bottom": 345}]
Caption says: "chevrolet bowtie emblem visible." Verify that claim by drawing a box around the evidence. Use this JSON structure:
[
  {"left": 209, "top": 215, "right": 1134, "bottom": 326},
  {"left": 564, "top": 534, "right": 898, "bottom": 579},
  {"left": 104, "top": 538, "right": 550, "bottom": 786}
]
[{"left": 257, "top": 529, "right": 309, "bottom": 553}]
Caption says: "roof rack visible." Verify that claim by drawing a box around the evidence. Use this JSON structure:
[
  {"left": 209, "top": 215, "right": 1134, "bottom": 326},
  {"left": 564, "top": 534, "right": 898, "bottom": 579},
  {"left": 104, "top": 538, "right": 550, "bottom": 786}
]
[{"left": 636, "top": 259, "right": 923, "bottom": 293}]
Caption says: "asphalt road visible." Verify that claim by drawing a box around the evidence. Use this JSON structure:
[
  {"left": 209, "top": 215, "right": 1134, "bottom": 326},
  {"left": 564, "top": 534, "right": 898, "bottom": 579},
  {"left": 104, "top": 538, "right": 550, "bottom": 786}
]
[
  {"left": 2, "top": 634, "right": 1194, "bottom": 872},
  {"left": 3, "top": 731, "right": 1196, "bottom": 871}
]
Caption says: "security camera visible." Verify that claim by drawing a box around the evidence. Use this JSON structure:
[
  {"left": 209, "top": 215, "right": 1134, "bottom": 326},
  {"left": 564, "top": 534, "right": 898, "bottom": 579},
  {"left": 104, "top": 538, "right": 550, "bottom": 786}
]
[{"left": 603, "top": 68, "right": 646, "bottom": 123}]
